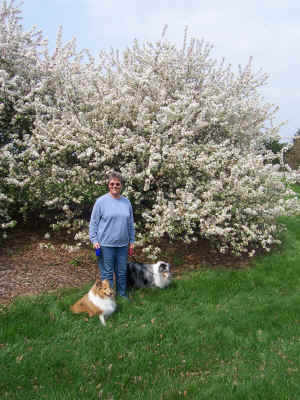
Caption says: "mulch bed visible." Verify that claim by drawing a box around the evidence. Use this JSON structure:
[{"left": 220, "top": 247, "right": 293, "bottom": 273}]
[{"left": 0, "top": 225, "right": 251, "bottom": 305}]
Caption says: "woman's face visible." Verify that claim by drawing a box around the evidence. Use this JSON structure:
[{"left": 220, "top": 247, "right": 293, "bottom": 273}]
[{"left": 108, "top": 178, "right": 122, "bottom": 198}]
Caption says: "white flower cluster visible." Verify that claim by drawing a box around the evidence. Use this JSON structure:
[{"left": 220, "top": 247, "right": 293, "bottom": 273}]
[{"left": 1, "top": 2, "right": 299, "bottom": 255}]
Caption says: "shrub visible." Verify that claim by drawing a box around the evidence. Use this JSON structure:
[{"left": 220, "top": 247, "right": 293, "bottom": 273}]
[{"left": 1, "top": 4, "right": 299, "bottom": 255}]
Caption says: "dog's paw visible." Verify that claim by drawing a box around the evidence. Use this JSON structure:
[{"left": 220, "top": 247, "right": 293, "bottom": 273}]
[{"left": 99, "top": 314, "right": 106, "bottom": 326}]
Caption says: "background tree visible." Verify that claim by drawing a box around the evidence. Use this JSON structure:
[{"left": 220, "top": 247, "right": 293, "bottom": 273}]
[
  {"left": 263, "top": 138, "right": 287, "bottom": 164},
  {"left": 294, "top": 128, "right": 300, "bottom": 139},
  {"left": 0, "top": 0, "right": 45, "bottom": 148},
  {"left": 1, "top": 2, "right": 299, "bottom": 256},
  {"left": 0, "top": 0, "right": 46, "bottom": 237}
]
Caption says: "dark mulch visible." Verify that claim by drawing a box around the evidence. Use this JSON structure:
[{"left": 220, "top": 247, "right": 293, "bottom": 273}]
[{"left": 0, "top": 225, "right": 251, "bottom": 305}]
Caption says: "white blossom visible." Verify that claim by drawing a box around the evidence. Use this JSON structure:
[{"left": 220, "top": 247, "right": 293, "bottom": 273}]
[{"left": 0, "top": 1, "right": 299, "bottom": 256}]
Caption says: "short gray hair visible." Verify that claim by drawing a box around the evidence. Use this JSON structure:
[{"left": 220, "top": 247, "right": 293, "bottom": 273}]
[{"left": 108, "top": 171, "right": 123, "bottom": 185}]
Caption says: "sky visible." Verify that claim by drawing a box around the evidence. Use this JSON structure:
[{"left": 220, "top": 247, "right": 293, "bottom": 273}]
[{"left": 20, "top": 0, "right": 300, "bottom": 143}]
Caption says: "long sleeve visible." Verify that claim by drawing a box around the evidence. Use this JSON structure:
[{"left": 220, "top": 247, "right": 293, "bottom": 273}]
[
  {"left": 89, "top": 199, "right": 101, "bottom": 244},
  {"left": 89, "top": 194, "right": 135, "bottom": 247},
  {"left": 128, "top": 202, "right": 135, "bottom": 244}
]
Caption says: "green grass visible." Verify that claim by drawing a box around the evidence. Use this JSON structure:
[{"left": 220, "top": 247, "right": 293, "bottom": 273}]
[{"left": 1, "top": 215, "right": 300, "bottom": 399}]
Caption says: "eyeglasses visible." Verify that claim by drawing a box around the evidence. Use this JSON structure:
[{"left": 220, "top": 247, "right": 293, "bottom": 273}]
[{"left": 109, "top": 182, "right": 121, "bottom": 187}]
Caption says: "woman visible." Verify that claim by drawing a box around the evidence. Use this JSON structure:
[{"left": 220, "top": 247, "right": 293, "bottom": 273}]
[{"left": 89, "top": 171, "right": 135, "bottom": 299}]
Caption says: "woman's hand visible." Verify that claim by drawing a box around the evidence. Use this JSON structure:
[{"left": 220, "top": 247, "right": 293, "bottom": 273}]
[{"left": 93, "top": 242, "right": 100, "bottom": 249}]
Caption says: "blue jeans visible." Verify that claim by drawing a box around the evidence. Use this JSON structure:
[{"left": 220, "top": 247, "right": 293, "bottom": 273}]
[{"left": 98, "top": 246, "right": 128, "bottom": 296}]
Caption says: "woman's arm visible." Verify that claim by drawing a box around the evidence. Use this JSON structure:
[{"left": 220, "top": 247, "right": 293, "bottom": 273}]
[
  {"left": 128, "top": 202, "right": 135, "bottom": 245},
  {"left": 89, "top": 199, "right": 101, "bottom": 245}
]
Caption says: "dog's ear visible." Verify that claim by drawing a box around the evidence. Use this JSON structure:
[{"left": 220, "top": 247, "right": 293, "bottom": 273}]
[
  {"left": 95, "top": 275, "right": 102, "bottom": 288},
  {"left": 102, "top": 279, "right": 110, "bottom": 288},
  {"left": 159, "top": 262, "right": 168, "bottom": 272}
]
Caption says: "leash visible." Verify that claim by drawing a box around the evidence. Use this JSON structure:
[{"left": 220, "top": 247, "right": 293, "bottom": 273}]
[
  {"left": 128, "top": 254, "right": 140, "bottom": 264},
  {"left": 94, "top": 262, "right": 101, "bottom": 282},
  {"left": 94, "top": 251, "right": 101, "bottom": 282}
]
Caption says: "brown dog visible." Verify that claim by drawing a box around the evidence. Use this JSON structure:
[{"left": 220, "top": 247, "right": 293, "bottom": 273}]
[{"left": 70, "top": 279, "right": 116, "bottom": 326}]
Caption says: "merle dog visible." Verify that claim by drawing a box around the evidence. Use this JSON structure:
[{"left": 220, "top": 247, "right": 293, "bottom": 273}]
[{"left": 127, "top": 261, "right": 171, "bottom": 289}]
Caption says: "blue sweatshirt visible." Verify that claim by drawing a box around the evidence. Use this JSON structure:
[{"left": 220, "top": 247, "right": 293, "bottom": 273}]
[{"left": 89, "top": 193, "right": 135, "bottom": 247}]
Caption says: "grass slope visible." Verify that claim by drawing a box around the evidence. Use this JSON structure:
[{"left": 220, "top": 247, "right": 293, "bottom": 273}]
[{"left": 1, "top": 215, "right": 300, "bottom": 399}]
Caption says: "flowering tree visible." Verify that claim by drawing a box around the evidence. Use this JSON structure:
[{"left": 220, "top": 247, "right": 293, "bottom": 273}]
[
  {"left": 0, "top": 0, "right": 46, "bottom": 235},
  {"left": 1, "top": 2, "right": 299, "bottom": 255},
  {"left": 0, "top": 0, "right": 45, "bottom": 146}
]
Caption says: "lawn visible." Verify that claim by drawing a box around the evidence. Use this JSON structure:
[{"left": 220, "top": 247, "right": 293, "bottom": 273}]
[{"left": 1, "top": 214, "right": 300, "bottom": 399}]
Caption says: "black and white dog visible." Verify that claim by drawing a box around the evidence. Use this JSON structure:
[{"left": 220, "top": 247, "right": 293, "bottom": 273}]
[{"left": 127, "top": 261, "right": 171, "bottom": 289}]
